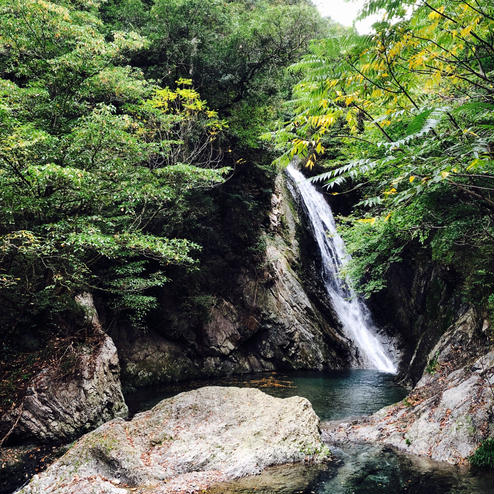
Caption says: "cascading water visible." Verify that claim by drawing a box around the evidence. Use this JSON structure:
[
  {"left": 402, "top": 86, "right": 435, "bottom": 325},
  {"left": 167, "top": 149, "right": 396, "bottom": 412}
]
[{"left": 286, "top": 164, "right": 396, "bottom": 374}]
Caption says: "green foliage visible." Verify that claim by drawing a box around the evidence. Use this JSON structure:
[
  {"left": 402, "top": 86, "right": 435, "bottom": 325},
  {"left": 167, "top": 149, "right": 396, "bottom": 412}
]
[
  {"left": 470, "top": 439, "right": 494, "bottom": 470},
  {"left": 0, "top": 0, "right": 238, "bottom": 340},
  {"left": 338, "top": 216, "right": 404, "bottom": 297},
  {"left": 100, "top": 0, "right": 326, "bottom": 150},
  {"left": 272, "top": 0, "right": 494, "bottom": 312},
  {"left": 141, "top": 0, "right": 325, "bottom": 106},
  {"left": 1, "top": 0, "right": 323, "bottom": 352},
  {"left": 426, "top": 352, "right": 440, "bottom": 375}
]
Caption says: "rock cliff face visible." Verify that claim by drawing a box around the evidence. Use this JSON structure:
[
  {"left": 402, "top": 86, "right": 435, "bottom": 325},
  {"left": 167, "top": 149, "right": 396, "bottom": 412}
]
[
  {"left": 115, "top": 174, "right": 352, "bottom": 391},
  {"left": 0, "top": 333, "right": 127, "bottom": 444},
  {"left": 0, "top": 294, "right": 127, "bottom": 444},
  {"left": 368, "top": 250, "right": 463, "bottom": 386},
  {"left": 18, "top": 387, "right": 328, "bottom": 494},
  {"left": 322, "top": 309, "right": 493, "bottom": 464}
]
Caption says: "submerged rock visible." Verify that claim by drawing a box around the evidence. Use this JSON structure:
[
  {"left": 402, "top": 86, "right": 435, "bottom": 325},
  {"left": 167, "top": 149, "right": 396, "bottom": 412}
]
[
  {"left": 322, "top": 309, "right": 493, "bottom": 464},
  {"left": 18, "top": 387, "right": 328, "bottom": 494},
  {"left": 206, "top": 461, "right": 329, "bottom": 494},
  {"left": 0, "top": 334, "right": 127, "bottom": 444}
]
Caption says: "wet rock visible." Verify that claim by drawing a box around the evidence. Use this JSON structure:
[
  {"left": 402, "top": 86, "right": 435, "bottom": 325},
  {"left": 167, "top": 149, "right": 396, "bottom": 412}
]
[
  {"left": 0, "top": 334, "right": 127, "bottom": 444},
  {"left": 322, "top": 309, "right": 493, "bottom": 464},
  {"left": 114, "top": 174, "right": 351, "bottom": 390},
  {"left": 195, "top": 175, "right": 351, "bottom": 373},
  {"left": 367, "top": 249, "right": 462, "bottom": 386},
  {"left": 18, "top": 386, "right": 329, "bottom": 494},
  {"left": 116, "top": 333, "right": 199, "bottom": 391},
  {"left": 203, "top": 300, "right": 246, "bottom": 356},
  {"left": 207, "top": 461, "right": 329, "bottom": 494}
]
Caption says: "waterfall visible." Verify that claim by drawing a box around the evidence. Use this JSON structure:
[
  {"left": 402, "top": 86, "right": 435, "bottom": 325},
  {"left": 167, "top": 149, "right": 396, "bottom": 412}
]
[{"left": 286, "top": 164, "right": 396, "bottom": 374}]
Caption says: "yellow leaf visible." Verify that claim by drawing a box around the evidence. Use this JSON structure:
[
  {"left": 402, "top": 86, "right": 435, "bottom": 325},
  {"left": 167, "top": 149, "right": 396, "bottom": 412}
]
[
  {"left": 356, "top": 217, "right": 376, "bottom": 224},
  {"left": 428, "top": 5, "right": 445, "bottom": 20},
  {"left": 460, "top": 25, "right": 473, "bottom": 37},
  {"left": 440, "top": 171, "right": 450, "bottom": 179},
  {"left": 383, "top": 187, "right": 397, "bottom": 196},
  {"left": 466, "top": 159, "right": 479, "bottom": 170},
  {"left": 409, "top": 175, "right": 416, "bottom": 182}
]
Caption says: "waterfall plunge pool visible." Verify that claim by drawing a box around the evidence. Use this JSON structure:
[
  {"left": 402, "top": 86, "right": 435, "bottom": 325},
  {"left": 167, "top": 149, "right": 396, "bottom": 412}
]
[
  {"left": 207, "top": 442, "right": 492, "bottom": 494},
  {"left": 126, "top": 369, "right": 406, "bottom": 420},
  {"left": 126, "top": 370, "right": 492, "bottom": 494}
]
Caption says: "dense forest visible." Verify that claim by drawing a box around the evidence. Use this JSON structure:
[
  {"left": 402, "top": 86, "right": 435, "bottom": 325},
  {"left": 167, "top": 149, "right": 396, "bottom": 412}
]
[
  {"left": 0, "top": 0, "right": 328, "bottom": 401},
  {"left": 0, "top": 0, "right": 493, "bottom": 490}
]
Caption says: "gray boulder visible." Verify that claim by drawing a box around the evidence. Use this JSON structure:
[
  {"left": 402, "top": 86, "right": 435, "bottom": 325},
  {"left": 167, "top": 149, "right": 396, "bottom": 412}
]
[{"left": 18, "top": 386, "right": 329, "bottom": 494}]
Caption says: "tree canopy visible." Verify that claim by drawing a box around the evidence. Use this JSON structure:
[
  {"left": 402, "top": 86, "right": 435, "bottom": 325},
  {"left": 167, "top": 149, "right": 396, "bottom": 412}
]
[
  {"left": 0, "top": 0, "right": 322, "bottom": 340},
  {"left": 272, "top": 0, "right": 493, "bottom": 313},
  {"left": 1, "top": 0, "right": 492, "bottom": 364}
]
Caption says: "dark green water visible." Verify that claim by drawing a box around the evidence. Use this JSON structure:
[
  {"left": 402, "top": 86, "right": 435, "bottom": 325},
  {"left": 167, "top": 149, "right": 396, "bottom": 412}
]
[
  {"left": 127, "top": 370, "right": 493, "bottom": 494},
  {"left": 126, "top": 369, "right": 407, "bottom": 419}
]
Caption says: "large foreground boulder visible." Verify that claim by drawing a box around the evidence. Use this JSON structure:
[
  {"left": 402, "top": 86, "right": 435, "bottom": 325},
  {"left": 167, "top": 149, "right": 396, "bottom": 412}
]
[
  {"left": 19, "top": 387, "right": 328, "bottom": 494},
  {"left": 322, "top": 309, "right": 493, "bottom": 464}
]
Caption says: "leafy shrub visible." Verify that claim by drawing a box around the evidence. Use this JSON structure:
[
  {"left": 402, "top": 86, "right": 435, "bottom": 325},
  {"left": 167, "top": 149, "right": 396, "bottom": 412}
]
[
  {"left": 470, "top": 439, "right": 494, "bottom": 470},
  {"left": 426, "top": 352, "right": 440, "bottom": 375}
]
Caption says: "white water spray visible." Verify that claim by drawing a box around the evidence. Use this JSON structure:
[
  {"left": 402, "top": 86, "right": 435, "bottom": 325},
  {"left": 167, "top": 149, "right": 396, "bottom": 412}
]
[{"left": 286, "top": 164, "right": 396, "bottom": 373}]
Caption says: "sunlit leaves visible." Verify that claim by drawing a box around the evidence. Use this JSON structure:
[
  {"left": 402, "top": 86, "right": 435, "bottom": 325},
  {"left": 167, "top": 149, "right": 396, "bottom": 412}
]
[
  {"left": 66, "top": 230, "right": 199, "bottom": 264},
  {"left": 0, "top": 1, "right": 236, "bottom": 327},
  {"left": 272, "top": 0, "right": 494, "bottom": 308},
  {"left": 147, "top": 81, "right": 227, "bottom": 133}
]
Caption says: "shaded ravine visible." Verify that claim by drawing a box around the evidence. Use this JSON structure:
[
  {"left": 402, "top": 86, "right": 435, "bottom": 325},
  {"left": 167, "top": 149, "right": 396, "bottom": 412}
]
[{"left": 286, "top": 164, "right": 396, "bottom": 373}]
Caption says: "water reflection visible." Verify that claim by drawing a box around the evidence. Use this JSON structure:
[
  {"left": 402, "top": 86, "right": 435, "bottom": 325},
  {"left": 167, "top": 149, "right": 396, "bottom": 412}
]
[{"left": 126, "top": 369, "right": 407, "bottom": 420}]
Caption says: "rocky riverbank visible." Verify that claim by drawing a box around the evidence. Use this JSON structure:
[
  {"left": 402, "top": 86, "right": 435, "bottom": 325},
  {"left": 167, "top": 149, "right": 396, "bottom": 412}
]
[
  {"left": 0, "top": 332, "right": 127, "bottom": 445},
  {"left": 321, "top": 309, "right": 493, "bottom": 464}
]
